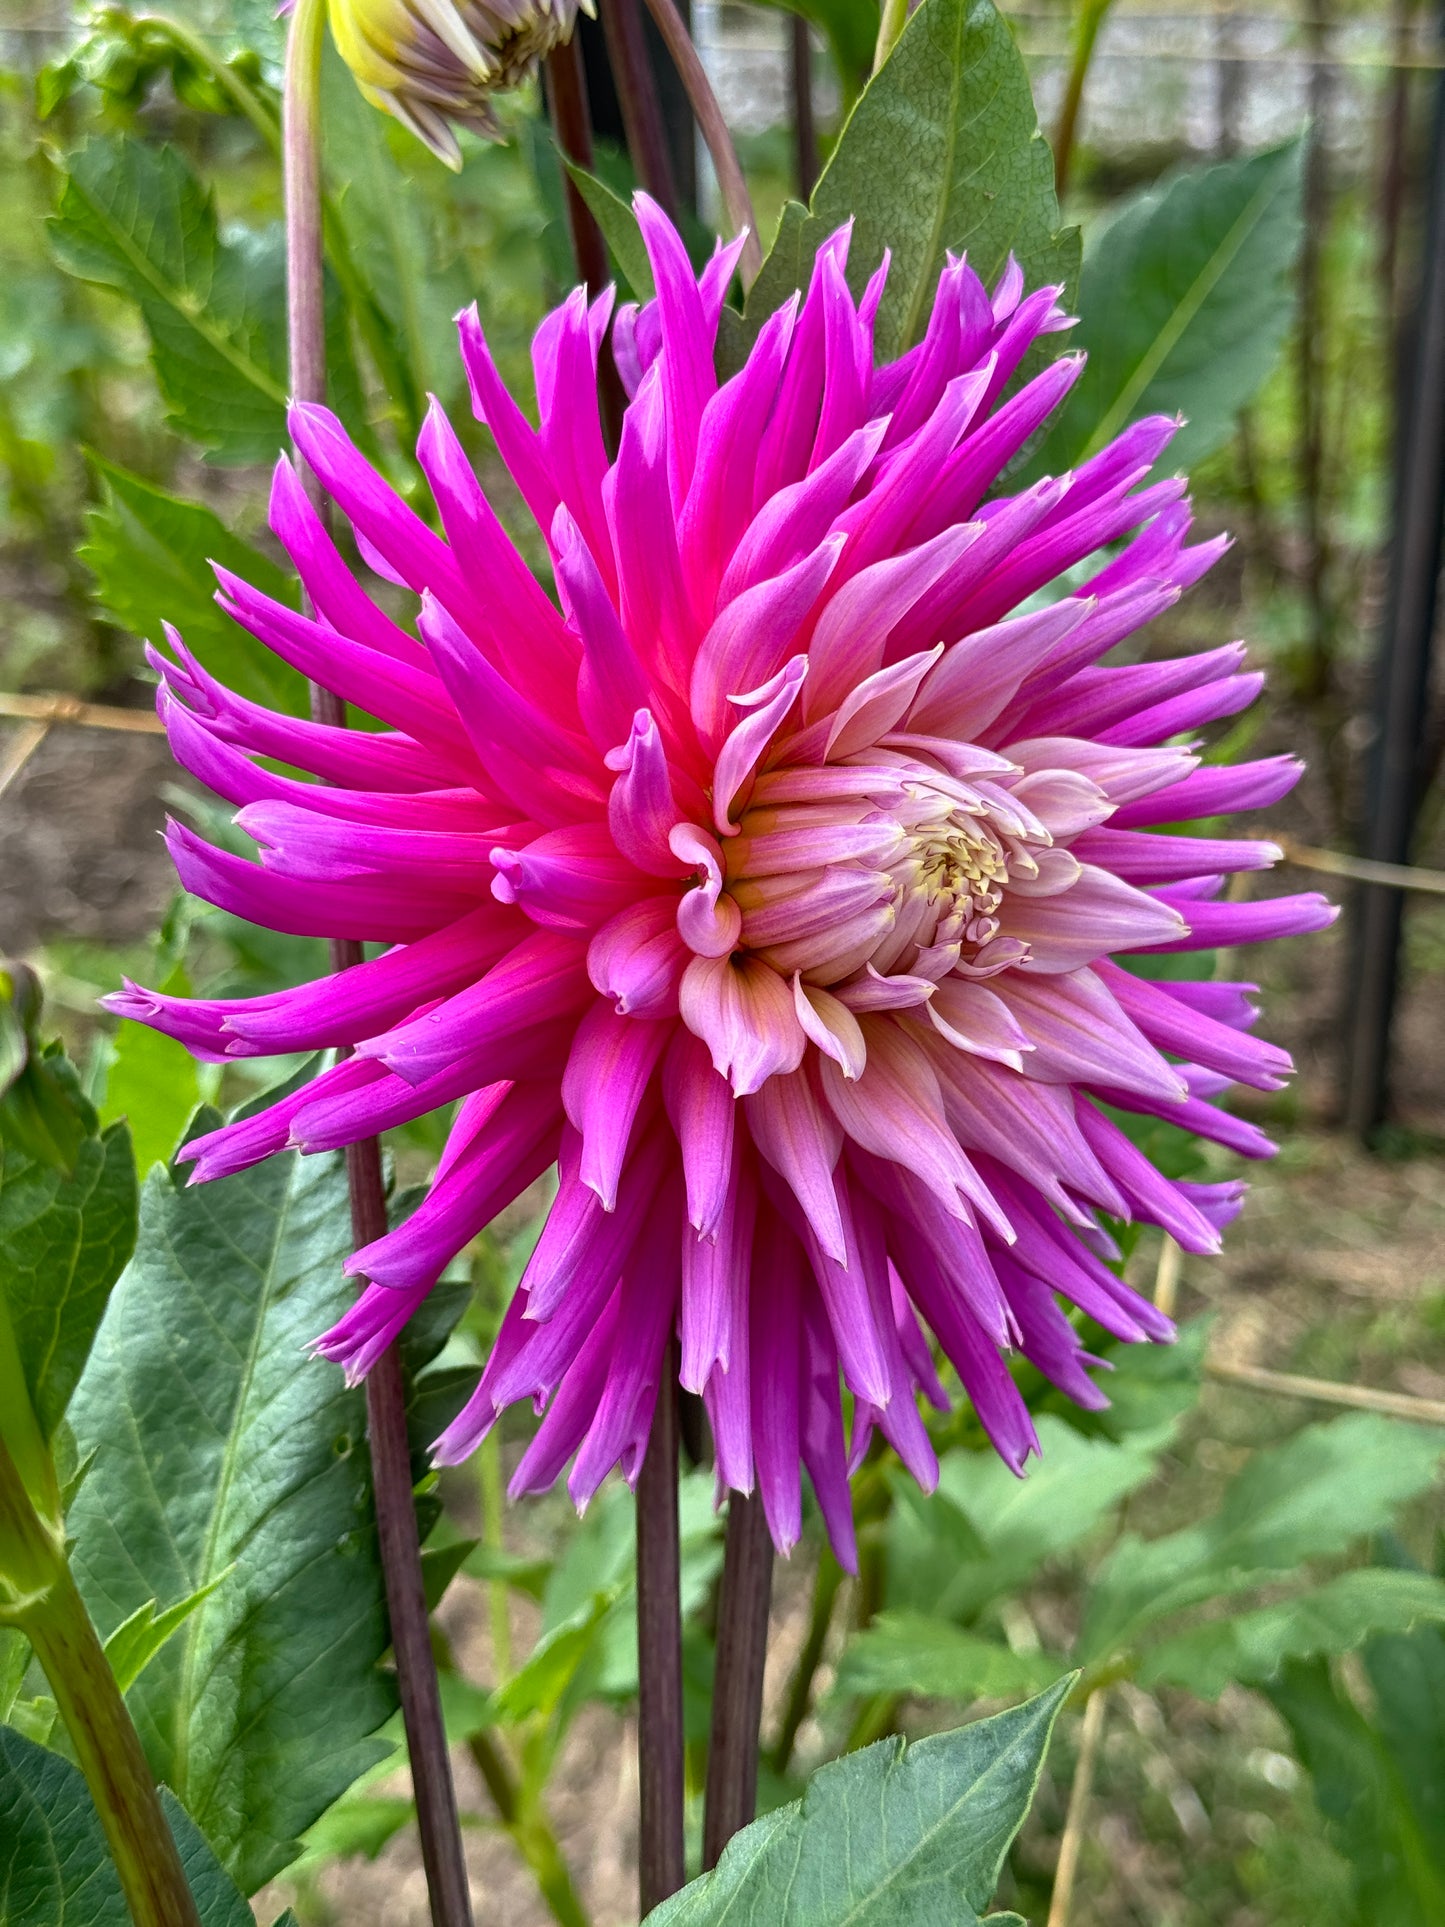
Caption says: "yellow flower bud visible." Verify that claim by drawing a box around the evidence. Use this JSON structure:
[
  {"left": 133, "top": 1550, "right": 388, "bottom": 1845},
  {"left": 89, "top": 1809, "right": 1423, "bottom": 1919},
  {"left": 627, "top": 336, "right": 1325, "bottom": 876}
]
[{"left": 327, "top": 0, "right": 587, "bottom": 166}]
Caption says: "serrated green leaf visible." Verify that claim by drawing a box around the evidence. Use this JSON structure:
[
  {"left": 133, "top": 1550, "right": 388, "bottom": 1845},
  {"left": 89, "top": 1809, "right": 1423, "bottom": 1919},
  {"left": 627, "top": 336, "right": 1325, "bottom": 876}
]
[
  {"left": 891, "top": 1415, "right": 1163, "bottom": 1623},
  {"left": 48, "top": 137, "right": 287, "bottom": 462},
  {"left": 0, "top": 1725, "right": 129, "bottom": 1926},
  {"left": 1031, "top": 141, "right": 1304, "bottom": 475},
  {"left": 832, "top": 1613, "right": 1063, "bottom": 1704},
  {"left": 158, "top": 1790, "right": 252, "bottom": 1927},
  {"left": 647, "top": 1678, "right": 1072, "bottom": 1925},
  {"left": 0, "top": 1113, "right": 136, "bottom": 1442},
  {"left": 102, "top": 1570, "right": 232, "bottom": 1695},
  {"left": 80, "top": 458, "right": 306, "bottom": 714},
  {"left": 65, "top": 1123, "right": 395, "bottom": 1893},
  {"left": 1139, "top": 1569, "right": 1445, "bottom": 1699},
  {"left": 1083, "top": 1414, "right": 1445, "bottom": 1661},
  {"left": 563, "top": 162, "right": 655, "bottom": 300},
  {"left": 730, "top": 0, "right": 1077, "bottom": 368},
  {"left": 49, "top": 136, "right": 366, "bottom": 465}
]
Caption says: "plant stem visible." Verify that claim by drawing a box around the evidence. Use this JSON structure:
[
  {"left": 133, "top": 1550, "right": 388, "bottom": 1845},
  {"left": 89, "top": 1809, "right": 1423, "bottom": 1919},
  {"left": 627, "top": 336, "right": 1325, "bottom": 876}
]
[
  {"left": 0, "top": 1440, "right": 201, "bottom": 1927},
  {"left": 702, "top": 1489, "right": 773, "bottom": 1867},
  {"left": 466, "top": 1730, "right": 591, "bottom": 1927},
  {"left": 284, "top": 8, "right": 474, "bottom": 1925},
  {"left": 769, "top": 1544, "right": 841, "bottom": 1777},
  {"left": 636, "top": 1343, "right": 685, "bottom": 1913},
  {"left": 1045, "top": 1688, "right": 1108, "bottom": 1927},
  {"left": 1052, "top": 0, "right": 1115, "bottom": 202},
  {"left": 789, "top": 15, "right": 818, "bottom": 202},
  {"left": 544, "top": 39, "right": 612, "bottom": 296},
  {"left": 601, "top": 0, "right": 680, "bottom": 216},
  {"left": 543, "top": 40, "right": 627, "bottom": 449},
  {"left": 636, "top": 0, "right": 763, "bottom": 287},
  {"left": 479, "top": 1429, "right": 514, "bottom": 1682}
]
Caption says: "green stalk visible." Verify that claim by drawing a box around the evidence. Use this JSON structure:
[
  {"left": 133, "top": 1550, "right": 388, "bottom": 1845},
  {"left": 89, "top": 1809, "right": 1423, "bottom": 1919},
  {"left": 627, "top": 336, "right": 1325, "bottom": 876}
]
[
  {"left": 467, "top": 1730, "right": 590, "bottom": 1927},
  {"left": 769, "top": 1545, "right": 842, "bottom": 1777},
  {"left": 0, "top": 1438, "right": 202, "bottom": 1927},
  {"left": 1052, "top": 0, "right": 1116, "bottom": 202},
  {"left": 478, "top": 1430, "right": 513, "bottom": 1682}
]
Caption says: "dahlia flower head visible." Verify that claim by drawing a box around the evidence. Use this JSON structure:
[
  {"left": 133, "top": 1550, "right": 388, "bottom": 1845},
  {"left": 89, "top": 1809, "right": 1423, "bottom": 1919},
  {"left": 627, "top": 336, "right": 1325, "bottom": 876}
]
[
  {"left": 327, "top": 0, "right": 584, "bottom": 165},
  {"left": 113, "top": 198, "right": 1334, "bottom": 1568}
]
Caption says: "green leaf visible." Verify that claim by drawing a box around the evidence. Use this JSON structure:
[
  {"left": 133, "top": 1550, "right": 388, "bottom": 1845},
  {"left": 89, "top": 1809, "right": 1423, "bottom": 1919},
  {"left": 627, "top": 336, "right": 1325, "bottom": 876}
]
[
  {"left": 80, "top": 458, "right": 307, "bottom": 714},
  {"left": 1269, "top": 1657, "right": 1445, "bottom": 1926},
  {"left": 748, "top": 0, "right": 881, "bottom": 101},
  {"left": 832, "top": 1613, "right": 1063, "bottom": 1705},
  {"left": 65, "top": 1122, "right": 395, "bottom": 1892},
  {"left": 0, "top": 1725, "right": 128, "bottom": 1926},
  {"left": 1030, "top": 141, "right": 1304, "bottom": 475},
  {"left": 49, "top": 137, "right": 366, "bottom": 464},
  {"left": 158, "top": 1790, "right": 253, "bottom": 1927},
  {"left": 0, "top": 1110, "right": 137, "bottom": 1441},
  {"left": 102, "top": 1571, "right": 232, "bottom": 1695},
  {"left": 1083, "top": 1414, "right": 1445, "bottom": 1661},
  {"left": 731, "top": 0, "right": 1078, "bottom": 368},
  {"left": 563, "top": 162, "right": 656, "bottom": 301},
  {"left": 648, "top": 1680, "right": 1072, "bottom": 1924},
  {"left": 890, "top": 1415, "right": 1164, "bottom": 1623},
  {"left": 48, "top": 137, "right": 288, "bottom": 462},
  {"left": 1138, "top": 1569, "right": 1445, "bottom": 1699},
  {"left": 420, "top": 1536, "right": 478, "bottom": 1614},
  {"left": 319, "top": 43, "right": 470, "bottom": 421},
  {"left": 486, "top": 1588, "right": 620, "bottom": 1728}
]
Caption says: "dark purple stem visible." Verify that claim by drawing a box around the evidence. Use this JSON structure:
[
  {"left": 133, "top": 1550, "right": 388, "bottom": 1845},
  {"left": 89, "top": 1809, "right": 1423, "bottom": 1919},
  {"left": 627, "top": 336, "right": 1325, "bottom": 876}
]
[
  {"left": 635, "top": 0, "right": 763, "bottom": 285},
  {"left": 703, "top": 1489, "right": 774, "bottom": 1867},
  {"left": 544, "top": 39, "right": 627, "bottom": 447},
  {"left": 602, "top": 0, "right": 680, "bottom": 215},
  {"left": 789, "top": 14, "right": 818, "bottom": 201},
  {"left": 284, "top": 10, "right": 473, "bottom": 1924},
  {"left": 636, "top": 1345, "right": 686, "bottom": 1912}
]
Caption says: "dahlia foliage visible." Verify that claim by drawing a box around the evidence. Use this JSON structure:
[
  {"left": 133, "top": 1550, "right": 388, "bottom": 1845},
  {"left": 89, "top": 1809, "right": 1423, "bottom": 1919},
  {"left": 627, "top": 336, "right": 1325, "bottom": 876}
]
[{"left": 113, "top": 199, "right": 1333, "bottom": 1567}]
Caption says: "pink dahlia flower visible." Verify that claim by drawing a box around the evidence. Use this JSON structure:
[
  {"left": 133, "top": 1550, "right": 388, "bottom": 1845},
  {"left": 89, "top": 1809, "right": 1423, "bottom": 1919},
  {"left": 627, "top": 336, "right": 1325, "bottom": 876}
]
[{"left": 111, "top": 198, "right": 1334, "bottom": 1567}]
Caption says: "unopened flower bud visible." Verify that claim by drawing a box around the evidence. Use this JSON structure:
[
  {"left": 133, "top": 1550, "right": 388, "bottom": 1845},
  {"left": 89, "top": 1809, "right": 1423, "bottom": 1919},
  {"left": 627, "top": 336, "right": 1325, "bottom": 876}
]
[{"left": 327, "top": 0, "right": 587, "bottom": 167}]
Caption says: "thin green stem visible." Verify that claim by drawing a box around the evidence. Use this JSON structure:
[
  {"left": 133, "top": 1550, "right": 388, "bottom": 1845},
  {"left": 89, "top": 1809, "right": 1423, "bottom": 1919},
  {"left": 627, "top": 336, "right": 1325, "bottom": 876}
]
[
  {"left": 769, "top": 1545, "right": 842, "bottom": 1777},
  {"left": 478, "top": 1430, "right": 513, "bottom": 1682},
  {"left": 1052, "top": 0, "right": 1116, "bottom": 202},
  {"left": 466, "top": 1730, "right": 590, "bottom": 1927},
  {"left": 0, "top": 1440, "right": 202, "bottom": 1927}
]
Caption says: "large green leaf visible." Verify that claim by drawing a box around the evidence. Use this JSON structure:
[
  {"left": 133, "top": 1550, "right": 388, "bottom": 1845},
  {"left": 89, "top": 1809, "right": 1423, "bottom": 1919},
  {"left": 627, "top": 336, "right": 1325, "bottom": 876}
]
[
  {"left": 49, "top": 137, "right": 287, "bottom": 462},
  {"left": 0, "top": 1099, "right": 136, "bottom": 1442},
  {"left": 890, "top": 1415, "right": 1163, "bottom": 1624},
  {"left": 80, "top": 459, "right": 306, "bottom": 714},
  {"left": 49, "top": 137, "right": 365, "bottom": 464},
  {"left": 64, "top": 1122, "right": 395, "bottom": 1892},
  {"left": 832, "top": 1613, "right": 1061, "bottom": 1705},
  {"left": 1138, "top": 1569, "right": 1445, "bottom": 1699},
  {"left": 728, "top": 0, "right": 1077, "bottom": 368},
  {"left": 1082, "top": 1414, "right": 1445, "bottom": 1662},
  {"left": 646, "top": 1678, "right": 1072, "bottom": 1924},
  {"left": 1030, "top": 141, "right": 1304, "bottom": 475},
  {"left": 0, "top": 1725, "right": 128, "bottom": 1927},
  {"left": 0, "top": 1728, "right": 255, "bottom": 1926}
]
